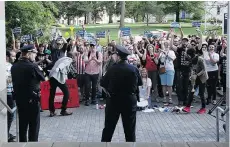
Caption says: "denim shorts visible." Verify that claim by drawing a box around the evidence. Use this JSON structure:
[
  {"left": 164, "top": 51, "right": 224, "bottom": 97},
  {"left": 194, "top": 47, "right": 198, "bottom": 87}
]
[{"left": 160, "top": 70, "right": 175, "bottom": 86}]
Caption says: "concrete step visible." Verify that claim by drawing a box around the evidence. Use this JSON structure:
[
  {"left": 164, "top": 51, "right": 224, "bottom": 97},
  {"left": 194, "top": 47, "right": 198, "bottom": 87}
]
[{"left": 0, "top": 142, "right": 228, "bottom": 147}]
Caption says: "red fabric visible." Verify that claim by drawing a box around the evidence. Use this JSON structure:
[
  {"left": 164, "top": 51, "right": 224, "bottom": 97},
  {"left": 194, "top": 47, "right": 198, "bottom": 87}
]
[
  {"left": 40, "top": 79, "right": 80, "bottom": 110},
  {"left": 145, "top": 53, "right": 158, "bottom": 71}
]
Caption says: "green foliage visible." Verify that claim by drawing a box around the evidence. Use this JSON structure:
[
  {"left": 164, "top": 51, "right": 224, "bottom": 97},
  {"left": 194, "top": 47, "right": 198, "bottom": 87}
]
[
  {"left": 180, "top": 19, "right": 192, "bottom": 23},
  {"left": 5, "top": 1, "right": 57, "bottom": 45},
  {"left": 192, "top": 10, "right": 204, "bottom": 21},
  {"left": 158, "top": 1, "right": 204, "bottom": 22}
]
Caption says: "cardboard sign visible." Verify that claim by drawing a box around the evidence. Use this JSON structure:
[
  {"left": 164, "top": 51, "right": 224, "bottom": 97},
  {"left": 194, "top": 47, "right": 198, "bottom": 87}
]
[
  {"left": 84, "top": 33, "right": 95, "bottom": 42},
  {"left": 96, "top": 31, "right": 106, "bottom": 38},
  {"left": 170, "top": 22, "right": 180, "bottom": 28},
  {"left": 120, "top": 27, "right": 131, "bottom": 36},
  {"left": 192, "top": 21, "right": 201, "bottom": 27},
  {"left": 21, "top": 34, "right": 33, "bottom": 43},
  {"left": 40, "top": 79, "right": 80, "bottom": 110},
  {"left": 36, "top": 29, "right": 43, "bottom": 37},
  {"left": 76, "top": 30, "right": 86, "bottom": 37},
  {"left": 13, "top": 27, "right": 21, "bottom": 34},
  {"left": 223, "top": 13, "right": 227, "bottom": 35}
]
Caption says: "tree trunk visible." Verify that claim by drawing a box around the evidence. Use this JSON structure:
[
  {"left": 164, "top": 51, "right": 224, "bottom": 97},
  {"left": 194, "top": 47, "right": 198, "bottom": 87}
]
[
  {"left": 109, "top": 13, "right": 113, "bottom": 23},
  {"left": 146, "top": 14, "right": 149, "bottom": 26},
  {"left": 67, "top": 16, "right": 70, "bottom": 25},
  {"left": 88, "top": 12, "right": 92, "bottom": 24},
  {"left": 176, "top": 2, "right": 180, "bottom": 22},
  {"left": 84, "top": 13, "right": 87, "bottom": 24},
  {"left": 119, "top": 1, "right": 125, "bottom": 28}
]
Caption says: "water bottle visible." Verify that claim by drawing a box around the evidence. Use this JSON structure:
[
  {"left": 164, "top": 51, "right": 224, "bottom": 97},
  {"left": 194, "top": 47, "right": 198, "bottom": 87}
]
[{"left": 96, "top": 104, "right": 99, "bottom": 110}]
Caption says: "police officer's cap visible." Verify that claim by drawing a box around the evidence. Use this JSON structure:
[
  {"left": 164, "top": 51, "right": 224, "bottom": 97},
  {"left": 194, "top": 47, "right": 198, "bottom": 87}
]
[
  {"left": 20, "top": 44, "right": 38, "bottom": 53},
  {"left": 115, "top": 45, "right": 131, "bottom": 57}
]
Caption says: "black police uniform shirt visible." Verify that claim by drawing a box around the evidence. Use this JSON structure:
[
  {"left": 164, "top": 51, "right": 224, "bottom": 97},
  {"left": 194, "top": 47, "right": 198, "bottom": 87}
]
[
  {"left": 50, "top": 40, "right": 68, "bottom": 67},
  {"left": 11, "top": 57, "right": 45, "bottom": 104},
  {"left": 219, "top": 56, "right": 227, "bottom": 75},
  {"left": 177, "top": 47, "right": 192, "bottom": 73},
  {"left": 101, "top": 61, "right": 143, "bottom": 97}
]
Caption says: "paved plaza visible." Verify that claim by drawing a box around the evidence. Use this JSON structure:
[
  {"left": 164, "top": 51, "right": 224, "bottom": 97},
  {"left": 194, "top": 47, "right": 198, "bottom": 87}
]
[{"left": 11, "top": 94, "right": 226, "bottom": 143}]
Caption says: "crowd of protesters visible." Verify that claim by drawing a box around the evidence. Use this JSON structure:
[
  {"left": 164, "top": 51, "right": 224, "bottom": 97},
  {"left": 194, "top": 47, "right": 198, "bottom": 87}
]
[{"left": 6, "top": 26, "right": 227, "bottom": 141}]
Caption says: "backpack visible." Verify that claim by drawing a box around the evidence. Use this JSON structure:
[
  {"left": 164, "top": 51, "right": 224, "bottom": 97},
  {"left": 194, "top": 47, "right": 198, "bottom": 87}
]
[{"left": 88, "top": 51, "right": 99, "bottom": 59}]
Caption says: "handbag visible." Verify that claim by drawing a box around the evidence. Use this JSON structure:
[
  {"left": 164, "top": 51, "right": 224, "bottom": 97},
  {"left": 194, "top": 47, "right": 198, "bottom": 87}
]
[
  {"left": 159, "top": 66, "right": 166, "bottom": 74},
  {"left": 158, "top": 51, "right": 168, "bottom": 74}
]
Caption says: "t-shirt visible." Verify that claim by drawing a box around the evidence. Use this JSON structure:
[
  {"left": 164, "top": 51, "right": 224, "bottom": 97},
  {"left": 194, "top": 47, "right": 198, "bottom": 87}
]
[
  {"left": 159, "top": 50, "right": 176, "bottom": 71},
  {"left": 139, "top": 78, "right": 152, "bottom": 99},
  {"left": 219, "top": 56, "right": 227, "bottom": 74},
  {"left": 205, "top": 52, "right": 219, "bottom": 72},
  {"left": 35, "top": 53, "right": 52, "bottom": 69},
  {"left": 145, "top": 53, "right": 158, "bottom": 71},
  {"left": 177, "top": 47, "right": 192, "bottom": 73}
]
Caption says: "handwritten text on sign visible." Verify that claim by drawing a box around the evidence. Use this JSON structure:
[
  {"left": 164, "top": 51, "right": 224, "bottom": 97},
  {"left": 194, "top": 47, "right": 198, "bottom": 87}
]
[{"left": 40, "top": 79, "right": 79, "bottom": 110}]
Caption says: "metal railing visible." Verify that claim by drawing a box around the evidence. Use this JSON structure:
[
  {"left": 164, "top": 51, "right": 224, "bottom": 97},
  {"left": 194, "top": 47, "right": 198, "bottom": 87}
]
[
  {"left": 0, "top": 98, "right": 18, "bottom": 142},
  {"left": 216, "top": 106, "right": 229, "bottom": 142}
]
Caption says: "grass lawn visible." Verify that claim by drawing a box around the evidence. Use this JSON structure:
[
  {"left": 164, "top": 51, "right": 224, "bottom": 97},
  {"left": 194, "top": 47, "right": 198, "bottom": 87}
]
[{"left": 57, "top": 23, "right": 222, "bottom": 46}]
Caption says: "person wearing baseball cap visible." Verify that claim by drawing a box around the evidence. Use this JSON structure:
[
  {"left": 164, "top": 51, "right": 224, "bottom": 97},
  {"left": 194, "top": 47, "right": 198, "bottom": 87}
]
[
  {"left": 100, "top": 45, "right": 142, "bottom": 142},
  {"left": 11, "top": 44, "right": 45, "bottom": 142}
]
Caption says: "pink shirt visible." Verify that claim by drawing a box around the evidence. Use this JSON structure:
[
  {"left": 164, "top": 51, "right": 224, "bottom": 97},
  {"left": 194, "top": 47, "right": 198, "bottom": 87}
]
[{"left": 84, "top": 51, "right": 103, "bottom": 75}]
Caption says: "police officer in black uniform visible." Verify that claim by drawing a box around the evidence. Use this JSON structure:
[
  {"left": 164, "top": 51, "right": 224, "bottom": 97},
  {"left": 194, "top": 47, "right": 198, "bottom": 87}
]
[
  {"left": 101, "top": 45, "right": 143, "bottom": 142},
  {"left": 11, "top": 44, "right": 45, "bottom": 142}
]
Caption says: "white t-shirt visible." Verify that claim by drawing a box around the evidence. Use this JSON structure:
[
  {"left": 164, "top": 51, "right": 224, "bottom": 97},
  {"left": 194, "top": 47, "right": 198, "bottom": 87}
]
[
  {"left": 205, "top": 52, "right": 219, "bottom": 72},
  {"left": 159, "top": 50, "right": 176, "bottom": 71},
  {"left": 139, "top": 78, "right": 152, "bottom": 99}
]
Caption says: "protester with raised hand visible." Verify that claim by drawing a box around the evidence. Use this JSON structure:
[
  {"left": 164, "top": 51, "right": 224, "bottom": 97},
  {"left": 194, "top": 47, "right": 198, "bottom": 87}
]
[
  {"left": 176, "top": 38, "right": 195, "bottom": 106},
  {"left": 158, "top": 40, "right": 176, "bottom": 105},
  {"left": 142, "top": 44, "right": 159, "bottom": 102}
]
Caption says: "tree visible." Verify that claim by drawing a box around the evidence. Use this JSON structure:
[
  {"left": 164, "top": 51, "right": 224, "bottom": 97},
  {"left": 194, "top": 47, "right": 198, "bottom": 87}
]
[
  {"left": 158, "top": 1, "right": 204, "bottom": 22},
  {"left": 100, "top": 1, "right": 120, "bottom": 23},
  {"left": 120, "top": 1, "right": 125, "bottom": 28},
  {"left": 5, "top": 1, "right": 58, "bottom": 45}
]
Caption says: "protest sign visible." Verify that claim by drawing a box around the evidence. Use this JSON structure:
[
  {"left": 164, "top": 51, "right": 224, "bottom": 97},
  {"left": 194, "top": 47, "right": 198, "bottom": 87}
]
[
  {"left": 40, "top": 79, "right": 80, "bottom": 110},
  {"left": 192, "top": 21, "right": 201, "bottom": 27},
  {"left": 76, "top": 30, "right": 85, "bottom": 37},
  {"left": 13, "top": 27, "right": 21, "bottom": 34},
  {"left": 96, "top": 31, "right": 106, "bottom": 38},
  {"left": 20, "top": 34, "right": 33, "bottom": 43},
  {"left": 170, "top": 22, "right": 180, "bottom": 28},
  {"left": 120, "top": 27, "right": 131, "bottom": 36},
  {"left": 36, "top": 29, "right": 43, "bottom": 37},
  {"left": 84, "top": 33, "right": 95, "bottom": 42}
]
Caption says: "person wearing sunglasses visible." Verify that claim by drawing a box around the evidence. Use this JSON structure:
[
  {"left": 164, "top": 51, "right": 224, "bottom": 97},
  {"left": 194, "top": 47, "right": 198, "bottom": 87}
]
[
  {"left": 205, "top": 44, "right": 219, "bottom": 105},
  {"left": 50, "top": 36, "right": 68, "bottom": 67}
]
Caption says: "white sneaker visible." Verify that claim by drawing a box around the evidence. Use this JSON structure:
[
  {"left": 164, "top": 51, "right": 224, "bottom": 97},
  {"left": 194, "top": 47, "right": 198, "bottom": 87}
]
[
  {"left": 169, "top": 98, "right": 173, "bottom": 104},
  {"left": 212, "top": 100, "right": 217, "bottom": 105},
  {"left": 163, "top": 97, "right": 167, "bottom": 103}
]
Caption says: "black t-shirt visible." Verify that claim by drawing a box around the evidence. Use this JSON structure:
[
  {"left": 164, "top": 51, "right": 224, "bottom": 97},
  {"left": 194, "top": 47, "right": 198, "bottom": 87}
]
[
  {"left": 177, "top": 47, "right": 192, "bottom": 73},
  {"left": 35, "top": 53, "right": 51, "bottom": 69},
  {"left": 219, "top": 56, "right": 227, "bottom": 75}
]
